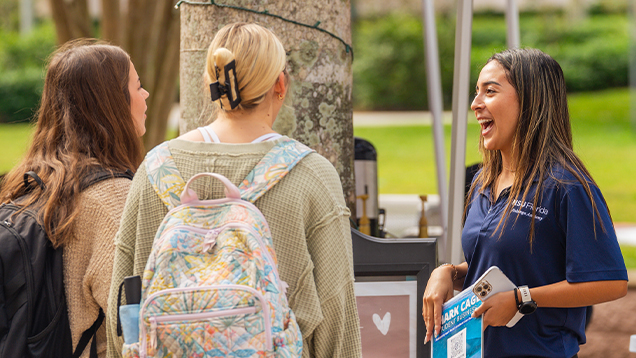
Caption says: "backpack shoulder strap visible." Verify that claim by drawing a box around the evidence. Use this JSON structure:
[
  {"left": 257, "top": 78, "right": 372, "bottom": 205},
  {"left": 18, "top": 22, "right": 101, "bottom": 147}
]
[
  {"left": 145, "top": 142, "right": 186, "bottom": 210},
  {"left": 238, "top": 138, "right": 314, "bottom": 203},
  {"left": 72, "top": 308, "right": 104, "bottom": 358},
  {"left": 80, "top": 168, "right": 134, "bottom": 192}
]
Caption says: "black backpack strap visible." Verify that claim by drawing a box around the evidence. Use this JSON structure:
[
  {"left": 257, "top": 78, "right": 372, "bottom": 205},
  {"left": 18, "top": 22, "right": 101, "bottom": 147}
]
[
  {"left": 23, "top": 171, "right": 46, "bottom": 192},
  {"left": 80, "top": 168, "right": 134, "bottom": 191},
  {"left": 72, "top": 308, "right": 104, "bottom": 358},
  {"left": 21, "top": 168, "right": 133, "bottom": 193},
  {"left": 116, "top": 280, "right": 125, "bottom": 336}
]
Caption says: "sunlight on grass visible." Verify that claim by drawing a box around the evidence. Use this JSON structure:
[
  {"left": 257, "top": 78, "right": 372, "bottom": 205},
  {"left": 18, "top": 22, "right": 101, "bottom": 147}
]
[
  {"left": 621, "top": 245, "right": 636, "bottom": 270},
  {"left": 1, "top": 89, "right": 634, "bottom": 224},
  {"left": 354, "top": 88, "right": 636, "bottom": 224},
  {"left": 354, "top": 122, "right": 482, "bottom": 195},
  {"left": 0, "top": 123, "right": 33, "bottom": 174}
]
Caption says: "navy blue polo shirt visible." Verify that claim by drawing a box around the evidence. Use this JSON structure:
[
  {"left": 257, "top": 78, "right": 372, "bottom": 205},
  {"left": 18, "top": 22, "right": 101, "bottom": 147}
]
[{"left": 462, "top": 166, "right": 627, "bottom": 358}]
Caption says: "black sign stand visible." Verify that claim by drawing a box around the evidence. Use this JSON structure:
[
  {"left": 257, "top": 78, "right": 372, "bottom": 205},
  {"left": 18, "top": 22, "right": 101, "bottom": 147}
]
[{"left": 351, "top": 228, "right": 437, "bottom": 358}]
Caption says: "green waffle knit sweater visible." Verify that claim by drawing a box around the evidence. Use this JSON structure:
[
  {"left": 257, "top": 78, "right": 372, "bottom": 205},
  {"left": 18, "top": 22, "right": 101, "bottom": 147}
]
[{"left": 106, "top": 137, "right": 361, "bottom": 358}]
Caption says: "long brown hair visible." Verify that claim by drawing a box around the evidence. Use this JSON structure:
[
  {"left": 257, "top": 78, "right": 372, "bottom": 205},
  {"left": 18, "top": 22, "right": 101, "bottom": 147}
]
[
  {"left": 0, "top": 39, "right": 143, "bottom": 247},
  {"left": 466, "top": 48, "right": 607, "bottom": 244}
]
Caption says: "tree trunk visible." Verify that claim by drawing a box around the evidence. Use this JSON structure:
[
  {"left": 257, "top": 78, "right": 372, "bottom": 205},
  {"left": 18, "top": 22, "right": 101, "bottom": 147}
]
[
  {"left": 179, "top": 1, "right": 356, "bottom": 213},
  {"left": 142, "top": 4, "right": 180, "bottom": 150},
  {"left": 48, "top": 0, "right": 74, "bottom": 44},
  {"left": 101, "top": 0, "right": 120, "bottom": 44},
  {"left": 65, "top": 0, "right": 91, "bottom": 39}
]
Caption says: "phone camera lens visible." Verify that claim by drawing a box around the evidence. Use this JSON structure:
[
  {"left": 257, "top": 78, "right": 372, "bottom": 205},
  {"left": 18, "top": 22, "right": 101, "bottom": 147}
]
[
  {"left": 475, "top": 286, "right": 482, "bottom": 292},
  {"left": 480, "top": 291, "right": 487, "bottom": 297},
  {"left": 484, "top": 284, "right": 491, "bottom": 291}
]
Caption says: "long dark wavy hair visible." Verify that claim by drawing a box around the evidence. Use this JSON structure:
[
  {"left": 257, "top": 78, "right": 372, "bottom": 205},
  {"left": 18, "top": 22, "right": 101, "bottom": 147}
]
[
  {"left": 0, "top": 39, "right": 143, "bottom": 247},
  {"left": 465, "top": 48, "right": 607, "bottom": 245}
]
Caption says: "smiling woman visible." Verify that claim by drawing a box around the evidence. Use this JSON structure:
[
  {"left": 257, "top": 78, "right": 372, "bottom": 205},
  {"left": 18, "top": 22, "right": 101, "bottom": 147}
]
[
  {"left": 422, "top": 48, "right": 628, "bottom": 358},
  {"left": 471, "top": 61, "right": 520, "bottom": 165}
]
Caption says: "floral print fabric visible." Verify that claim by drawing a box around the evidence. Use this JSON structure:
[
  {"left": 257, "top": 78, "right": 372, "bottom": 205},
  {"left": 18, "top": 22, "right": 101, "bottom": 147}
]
[{"left": 122, "top": 138, "right": 312, "bottom": 357}]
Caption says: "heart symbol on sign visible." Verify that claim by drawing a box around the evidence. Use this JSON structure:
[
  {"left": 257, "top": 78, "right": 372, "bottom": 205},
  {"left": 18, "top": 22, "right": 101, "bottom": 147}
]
[{"left": 372, "top": 312, "right": 391, "bottom": 335}]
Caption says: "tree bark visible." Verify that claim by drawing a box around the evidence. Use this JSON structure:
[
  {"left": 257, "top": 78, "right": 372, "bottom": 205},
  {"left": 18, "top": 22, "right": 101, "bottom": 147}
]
[
  {"left": 66, "top": 0, "right": 91, "bottom": 39},
  {"left": 179, "top": 1, "right": 356, "bottom": 213},
  {"left": 142, "top": 5, "right": 180, "bottom": 150},
  {"left": 48, "top": 0, "right": 73, "bottom": 44},
  {"left": 101, "top": 0, "right": 120, "bottom": 45}
]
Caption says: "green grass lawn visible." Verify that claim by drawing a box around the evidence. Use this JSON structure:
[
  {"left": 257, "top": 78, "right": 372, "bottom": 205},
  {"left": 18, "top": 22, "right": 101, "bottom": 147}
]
[
  {"left": 354, "top": 88, "right": 636, "bottom": 269},
  {"left": 354, "top": 87, "right": 636, "bottom": 224},
  {"left": 0, "top": 122, "right": 33, "bottom": 173},
  {"left": 621, "top": 245, "right": 636, "bottom": 269},
  {"left": 1, "top": 88, "right": 635, "bottom": 267}
]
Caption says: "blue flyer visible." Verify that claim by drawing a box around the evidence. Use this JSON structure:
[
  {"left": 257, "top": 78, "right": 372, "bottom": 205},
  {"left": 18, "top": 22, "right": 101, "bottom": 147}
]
[{"left": 431, "top": 287, "right": 483, "bottom": 358}]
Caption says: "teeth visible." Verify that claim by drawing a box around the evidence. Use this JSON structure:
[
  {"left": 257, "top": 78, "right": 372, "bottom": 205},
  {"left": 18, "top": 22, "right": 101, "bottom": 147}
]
[{"left": 478, "top": 119, "right": 493, "bottom": 125}]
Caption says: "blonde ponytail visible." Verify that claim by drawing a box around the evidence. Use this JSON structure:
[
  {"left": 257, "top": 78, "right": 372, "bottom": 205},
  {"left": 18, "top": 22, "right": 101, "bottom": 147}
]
[{"left": 205, "top": 23, "right": 287, "bottom": 112}]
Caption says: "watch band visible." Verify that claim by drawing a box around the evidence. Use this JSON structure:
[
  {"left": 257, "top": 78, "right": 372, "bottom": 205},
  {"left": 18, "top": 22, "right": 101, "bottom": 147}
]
[
  {"left": 506, "top": 311, "right": 523, "bottom": 327},
  {"left": 506, "top": 288, "right": 524, "bottom": 328},
  {"left": 514, "top": 287, "right": 521, "bottom": 307},
  {"left": 519, "top": 286, "right": 532, "bottom": 304}
]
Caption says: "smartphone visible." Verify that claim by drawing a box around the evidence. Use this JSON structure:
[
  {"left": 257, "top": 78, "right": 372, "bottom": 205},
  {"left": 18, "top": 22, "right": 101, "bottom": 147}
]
[{"left": 472, "top": 266, "right": 522, "bottom": 327}]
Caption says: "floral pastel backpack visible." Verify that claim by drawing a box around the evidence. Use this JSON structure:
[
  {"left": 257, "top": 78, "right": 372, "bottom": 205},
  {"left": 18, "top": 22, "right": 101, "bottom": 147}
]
[{"left": 122, "top": 138, "right": 311, "bottom": 358}]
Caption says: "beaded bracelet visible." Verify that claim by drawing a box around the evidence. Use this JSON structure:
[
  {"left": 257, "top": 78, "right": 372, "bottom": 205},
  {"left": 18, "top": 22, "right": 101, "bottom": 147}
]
[{"left": 438, "top": 263, "right": 458, "bottom": 281}]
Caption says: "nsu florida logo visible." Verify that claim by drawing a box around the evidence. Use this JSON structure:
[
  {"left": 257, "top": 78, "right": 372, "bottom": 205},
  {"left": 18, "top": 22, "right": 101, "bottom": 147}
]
[{"left": 511, "top": 200, "right": 549, "bottom": 221}]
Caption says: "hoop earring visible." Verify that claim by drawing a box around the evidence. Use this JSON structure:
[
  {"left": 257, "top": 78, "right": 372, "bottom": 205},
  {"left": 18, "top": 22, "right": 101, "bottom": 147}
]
[{"left": 278, "top": 93, "right": 285, "bottom": 101}]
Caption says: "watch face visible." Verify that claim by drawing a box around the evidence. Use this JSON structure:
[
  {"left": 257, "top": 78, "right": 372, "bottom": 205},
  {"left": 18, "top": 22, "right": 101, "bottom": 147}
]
[{"left": 520, "top": 301, "right": 537, "bottom": 315}]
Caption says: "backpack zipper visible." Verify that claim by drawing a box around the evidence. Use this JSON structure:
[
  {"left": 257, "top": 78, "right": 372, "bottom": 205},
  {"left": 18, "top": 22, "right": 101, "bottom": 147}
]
[
  {"left": 148, "top": 306, "right": 258, "bottom": 351},
  {"left": 158, "top": 222, "right": 284, "bottom": 291},
  {"left": 165, "top": 199, "right": 274, "bottom": 243},
  {"left": 139, "top": 285, "right": 272, "bottom": 357}
]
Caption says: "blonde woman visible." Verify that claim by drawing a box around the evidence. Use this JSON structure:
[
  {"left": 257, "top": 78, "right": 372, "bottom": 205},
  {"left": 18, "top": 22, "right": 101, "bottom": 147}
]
[
  {"left": 422, "top": 48, "right": 627, "bottom": 358},
  {"left": 106, "top": 23, "right": 361, "bottom": 358}
]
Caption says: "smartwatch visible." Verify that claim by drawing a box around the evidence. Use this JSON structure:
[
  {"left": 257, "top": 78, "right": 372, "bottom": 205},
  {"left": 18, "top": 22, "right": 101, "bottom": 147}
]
[
  {"left": 506, "top": 286, "right": 537, "bottom": 328},
  {"left": 515, "top": 285, "right": 538, "bottom": 315}
]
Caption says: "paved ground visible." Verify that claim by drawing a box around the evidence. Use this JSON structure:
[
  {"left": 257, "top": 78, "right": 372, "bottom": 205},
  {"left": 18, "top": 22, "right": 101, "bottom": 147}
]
[{"left": 579, "top": 287, "right": 636, "bottom": 357}]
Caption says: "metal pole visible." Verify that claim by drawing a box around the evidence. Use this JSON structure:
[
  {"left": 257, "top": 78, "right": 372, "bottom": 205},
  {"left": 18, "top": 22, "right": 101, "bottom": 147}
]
[
  {"left": 20, "top": 0, "right": 34, "bottom": 36},
  {"left": 505, "top": 0, "right": 520, "bottom": 49},
  {"left": 421, "top": 0, "right": 448, "bottom": 256},
  {"left": 447, "top": 0, "right": 472, "bottom": 265}
]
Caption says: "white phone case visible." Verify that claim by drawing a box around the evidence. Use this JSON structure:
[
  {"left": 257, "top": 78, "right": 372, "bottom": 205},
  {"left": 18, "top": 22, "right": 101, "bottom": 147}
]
[{"left": 472, "top": 266, "right": 522, "bottom": 327}]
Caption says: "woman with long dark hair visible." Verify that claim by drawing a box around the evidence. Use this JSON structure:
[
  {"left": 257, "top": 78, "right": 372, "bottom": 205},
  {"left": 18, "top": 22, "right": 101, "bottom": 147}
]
[
  {"left": 422, "top": 48, "right": 627, "bottom": 358},
  {"left": 1, "top": 39, "right": 147, "bottom": 357}
]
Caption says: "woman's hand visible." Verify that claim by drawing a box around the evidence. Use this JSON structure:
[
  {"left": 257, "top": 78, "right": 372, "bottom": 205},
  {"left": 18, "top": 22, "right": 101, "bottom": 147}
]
[
  {"left": 422, "top": 266, "right": 456, "bottom": 344},
  {"left": 471, "top": 290, "right": 518, "bottom": 328}
]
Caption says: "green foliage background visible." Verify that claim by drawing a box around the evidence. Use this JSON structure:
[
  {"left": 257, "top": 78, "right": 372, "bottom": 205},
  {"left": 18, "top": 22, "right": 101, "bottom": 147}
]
[
  {"left": 353, "top": 12, "right": 629, "bottom": 110},
  {"left": 0, "top": 22, "right": 56, "bottom": 123},
  {"left": 0, "top": 10, "right": 631, "bottom": 120},
  {"left": 353, "top": 88, "right": 636, "bottom": 223}
]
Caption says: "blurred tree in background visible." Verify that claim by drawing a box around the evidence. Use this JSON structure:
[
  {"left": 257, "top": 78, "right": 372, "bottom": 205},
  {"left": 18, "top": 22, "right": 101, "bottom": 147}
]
[
  {"left": 0, "top": 1, "right": 632, "bottom": 129},
  {"left": 352, "top": 6, "right": 630, "bottom": 111}
]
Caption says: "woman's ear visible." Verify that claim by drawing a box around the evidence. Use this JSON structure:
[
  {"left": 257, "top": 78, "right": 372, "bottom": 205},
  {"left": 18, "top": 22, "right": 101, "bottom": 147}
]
[{"left": 274, "top": 72, "right": 287, "bottom": 96}]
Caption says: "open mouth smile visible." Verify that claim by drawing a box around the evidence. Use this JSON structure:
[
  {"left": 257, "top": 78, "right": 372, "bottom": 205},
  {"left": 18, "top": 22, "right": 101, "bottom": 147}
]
[{"left": 478, "top": 119, "right": 494, "bottom": 136}]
